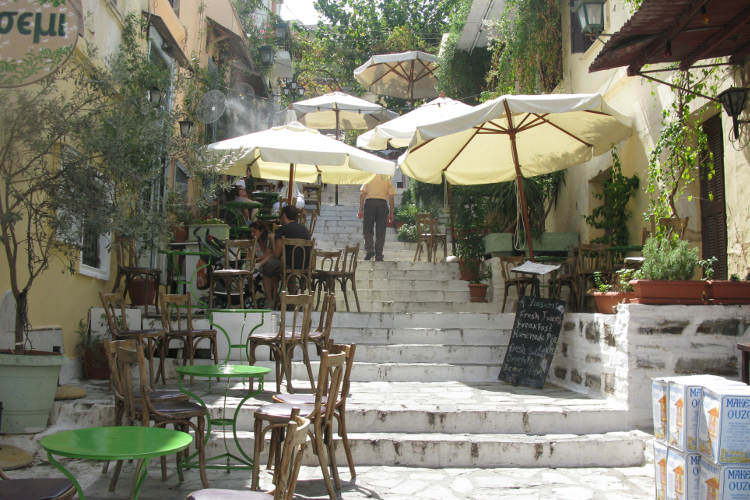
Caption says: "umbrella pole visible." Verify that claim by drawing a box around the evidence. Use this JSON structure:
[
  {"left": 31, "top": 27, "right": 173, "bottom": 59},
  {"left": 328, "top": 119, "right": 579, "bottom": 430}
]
[
  {"left": 504, "top": 101, "right": 534, "bottom": 260},
  {"left": 288, "top": 163, "right": 294, "bottom": 206},
  {"left": 335, "top": 110, "right": 340, "bottom": 205}
]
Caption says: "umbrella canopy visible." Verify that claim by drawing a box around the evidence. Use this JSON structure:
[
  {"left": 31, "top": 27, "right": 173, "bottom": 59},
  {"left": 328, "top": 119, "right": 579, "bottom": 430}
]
[
  {"left": 399, "top": 93, "right": 632, "bottom": 258},
  {"left": 354, "top": 51, "right": 440, "bottom": 103},
  {"left": 206, "top": 122, "right": 395, "bottom": 201},
  {"left": 292, "top": 91, "right": 398, "bottom": 133},
  {"left": 357, "top": 95, "right": 473, "bottom": 150}
]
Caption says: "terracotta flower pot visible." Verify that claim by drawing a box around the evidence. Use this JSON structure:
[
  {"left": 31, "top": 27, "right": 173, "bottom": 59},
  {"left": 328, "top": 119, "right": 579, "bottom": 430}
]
[
  {"left": 468, "top": 283, "right": 488, "bottom": 302},
  {"left": 589, "top": 291, "right": 635, "bottom": 314},
  {"left": 128, "top": 277, "right": 157, "bottom": 306},
  {"left": 707, "top": 280, "right": 750, "bottom": 304},
  {"left": 82, "top": 342, "right": 110, "bottom": 380},
  {"left": 172, "top": 224, "right": 188, "bottom": 242},
  {"left": 459, "top": 260, "right": 480, "bottom": 282},
  {"left": 629, "top": 279, "right": 708, "bottom": 305}
]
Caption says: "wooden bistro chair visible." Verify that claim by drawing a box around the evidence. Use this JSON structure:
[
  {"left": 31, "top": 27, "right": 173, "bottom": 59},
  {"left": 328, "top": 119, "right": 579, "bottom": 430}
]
[
  {"left": 576, "top": 243, "right": 609, "bottom": 311},
  {"left": 112, "top": 237, "right": 161, "bottom": 317},
  {"left": 279, "top": 237, "right": 316, "bottom": 298},
  {"left": 248, "top": 292, "right": 315, "bottom": 393},
  {"left": 0, "top": 468, "right": 75, "bottom": 500},
  {"left": 427, "top": 215, "right": 447, "bottom": 263},
  {"left": 187, "top": 413, "right": 310, "bottom": 500},
  {"left": 210, "top": 239, "right": 257, "bottom": 309},
  {"left": 308, "top": 293, "right": 336, "bottom": 356},
  {"left": 498, "top": 256, "right": 536, "bottom": 313},
  {"left": 273, "top": 343, "right": 357, "bottom": 480},
  {"left": 116, "top": 342, "right": 209, "bottom": 488},
  {"left": 335, "top": 243, "right": 361, "bottom": 312},
  {"left": 160, "top": 292, "right": 220, "bottom": 382},
  {"left": 305, "top": 211, "right": 318, "bottom": 237},
  {"left": 413, "top": 213, "right": 434, "bottom": 263},
  {"left": 101, "top": 339, "right": 188, "bottom": 492},
  {"left": 99, "top": 291, "right": 166, "bottom": 386},
  {"left": 311, "top": 249, "right": 341, "bottom": 310},
  {"left": 252, "top": 348, "right": 348, "bottom": 499},
  {"left": 548, "top": 249, "right": 579, "bottom": 310}
]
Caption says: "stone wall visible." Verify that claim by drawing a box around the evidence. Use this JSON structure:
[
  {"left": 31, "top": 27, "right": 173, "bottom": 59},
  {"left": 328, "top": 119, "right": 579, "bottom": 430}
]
[{"left": 547, "top": 303, "right": 750, "bottom": 429}]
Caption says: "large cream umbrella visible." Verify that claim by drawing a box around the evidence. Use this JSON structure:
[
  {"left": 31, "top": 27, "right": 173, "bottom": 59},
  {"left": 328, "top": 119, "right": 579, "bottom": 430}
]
[
  {"left": 357, "top": 94, "right": 473, "bottom": 150},
  {"left": 292, "top": 91, "right": 398, "bottom": 138},
  {"left": 207, "top": 122, "right": 395, "bottom": 204},
  {"left": 354, "top": 51, "right": 440, "bottom": 105},
  {"left": 399, "top": 93, "right": 632, "bottom": 258}
]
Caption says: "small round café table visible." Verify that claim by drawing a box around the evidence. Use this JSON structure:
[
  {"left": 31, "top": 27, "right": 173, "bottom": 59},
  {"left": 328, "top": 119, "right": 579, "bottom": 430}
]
[{"left": 40, "top": 426, "right": 193, "bottom": 500}]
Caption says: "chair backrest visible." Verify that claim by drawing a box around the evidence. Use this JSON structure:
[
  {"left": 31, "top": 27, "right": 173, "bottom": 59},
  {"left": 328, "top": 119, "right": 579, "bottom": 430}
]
[
  {"left": 329, "top": 343, "right": 355, "bottom": 409},
  {"left": 224, "top": 239, "right": 257, "bottom": 270},
  {"left": 115, "top": 342, "right": 151, "bottom": 425},
  {"left": 499, "top": 256, "right": 526, "bottom": 282},
  {"left": 279, "top": 292, "right": 313, "bottom": 342},
  {"left": 340, "top": 243, "right": 359, "bottom": 276},
  {"left": 99, "top": 291, "right": 130, "bottom": 335},
  {"left": 313, "top": 349, "right": 347, "bottom": 424},
  {"left": 114, "top": 237, "right": 139, "bottom": 269},
  {"left": 314, "top": 293, "right": 336, "bottom": 346},
  {"left": 415, "top": 213, "right": 433, "bottom": 237},
  {"left": 313, "top": 249, "right": 341, "bottom": 274},
  {"left": 578, "top": 243, "right": 609, "bottom": 275},
  {"left": 272, "top": 414, "right": 310, "bottom": 500},
  {"left": 280, "top": 238, "right": 315, "bottom": 293},
  {"left": 103, "top": 338, "right": 136, "bottom": 411},
  {"left": 305, "top": 211, "right": 318, "bottom": 237},
  {"left": 159, "top": 292, "right": 194, "bottom": 333}
]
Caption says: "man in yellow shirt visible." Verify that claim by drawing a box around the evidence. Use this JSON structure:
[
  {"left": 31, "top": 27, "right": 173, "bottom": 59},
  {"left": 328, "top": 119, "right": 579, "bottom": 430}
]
[{"left": 358, "top": 174, "right": 396, "bottom": 261}]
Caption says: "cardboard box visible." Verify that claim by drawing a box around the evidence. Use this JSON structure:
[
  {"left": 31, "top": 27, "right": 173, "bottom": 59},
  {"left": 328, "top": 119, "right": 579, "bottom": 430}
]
[
  {"left": 698, "top": 385, "right": 750, "bottom": 464},
  {"left": 668, "top": 376, "right": 744, "bottom": 451},
  {"left": 655, "top": 440, "right": 668, "bottom": 500},
  {"left": 699, "top": 460, "right": 750, "bottom": 499},
  {"left": 666, "top": 447, "right": 701, "bottom": 500}
]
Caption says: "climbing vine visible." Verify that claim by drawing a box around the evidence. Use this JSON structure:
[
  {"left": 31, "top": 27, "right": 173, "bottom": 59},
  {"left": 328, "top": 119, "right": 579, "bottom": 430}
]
[{"left": 484, "top": 0, "right": 562, "bottom": 97}]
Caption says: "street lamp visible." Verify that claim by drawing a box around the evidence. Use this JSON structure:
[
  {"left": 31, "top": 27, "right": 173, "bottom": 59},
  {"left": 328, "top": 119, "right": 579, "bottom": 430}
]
[
  {"left": 259, "top": 45, "right": 274, "bottom": 66},
  {"left": 573, "top": 0, "right": 605, "bottom": 36},
  {"left": 718, "top": 87, "right": 749, "bottom": 139},
  {"left": 279, "top": 78, "right": 306, "bottom": 101}
]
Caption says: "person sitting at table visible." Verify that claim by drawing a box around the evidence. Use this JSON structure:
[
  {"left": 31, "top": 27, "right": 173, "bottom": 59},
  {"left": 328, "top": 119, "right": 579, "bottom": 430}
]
[
  {"left": 249, "top": 221, "right": 272, "bottom": 304},
  {"left": 233, "top": 178, "right": 257, "bottom": 223},
  {"left": 272, "top": 181, "right": 305, "bottom": 213},
  {"left": 261, "top": 206, "right": 310, "bottom": 308}
]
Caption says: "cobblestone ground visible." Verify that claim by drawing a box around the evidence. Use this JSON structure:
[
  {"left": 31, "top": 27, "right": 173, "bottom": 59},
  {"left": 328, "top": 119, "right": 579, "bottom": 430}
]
[{"left": 28, "top": 459, "right": 655, "bottom": 499}]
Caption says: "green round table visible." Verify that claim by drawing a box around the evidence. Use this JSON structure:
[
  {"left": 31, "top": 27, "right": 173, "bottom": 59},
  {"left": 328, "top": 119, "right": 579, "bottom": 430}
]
[
  {"left": 41, "top": 426, "right": 193, "bottom": 499},
  {"left": 176, "top": 364, "right": 270, "bottom": 472}
]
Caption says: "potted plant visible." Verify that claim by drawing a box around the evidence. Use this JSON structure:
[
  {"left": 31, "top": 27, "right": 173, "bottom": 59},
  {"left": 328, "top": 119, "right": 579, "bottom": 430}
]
[
  {"left": 76, "top": 318, "right": 109, "bottom": 380},
  {"left": 394, "top": 201, "right": 418, "bottom": 231},
  {"left": 468, "top": 261, "right": 492, "bottom": 302},
  {"left": 452, "top": 189, "right": 490, "bottom": 281},
  {"left": 707, "top": 272, "right": 750, "bottom": 305},
  {"left": 167, "top": 191, "right": 193, "bottom": 243},
  {"left": 588, "top": 269, "right": 636, "bottom": 314},
  {"left": 629, "top": 237, "right": 707, "bottom": 304}
]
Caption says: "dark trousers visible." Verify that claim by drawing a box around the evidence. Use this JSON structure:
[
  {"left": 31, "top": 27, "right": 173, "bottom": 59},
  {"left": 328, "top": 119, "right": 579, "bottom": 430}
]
[{"left": 363, "top": 198, "right": 388, "bottom": 259}]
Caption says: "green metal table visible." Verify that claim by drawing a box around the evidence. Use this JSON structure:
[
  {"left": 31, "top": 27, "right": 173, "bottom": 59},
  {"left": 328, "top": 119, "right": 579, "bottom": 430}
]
[
  {"left": 208, "top": 308, "right": 272, "bottom": 363},
  {"left": 176, "top": 364, "right": 270, "bottom": 472},
  {"left": 40, "top": 426, "right": 192, "bottom": 500}
]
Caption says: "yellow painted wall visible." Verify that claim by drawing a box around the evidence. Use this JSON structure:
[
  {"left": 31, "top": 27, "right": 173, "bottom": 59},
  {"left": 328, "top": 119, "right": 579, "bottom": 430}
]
[{"left": 552, "top": 0, "right": 750, "bottom": 277}]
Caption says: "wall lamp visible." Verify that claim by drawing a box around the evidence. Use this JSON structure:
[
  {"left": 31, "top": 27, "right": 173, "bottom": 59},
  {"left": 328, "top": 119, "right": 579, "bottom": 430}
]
[
  {"left": 147, "top": 87, "right": 164, "bottom": 107},
  {"left": 179, "top": 120, "right": 194, "bottom": 138},
  {"left": 573, "top": 0, "right": 605, "bottom": 36},
  {"left": 718, "top": 87, "right": 749, "bottom": 139},
  {"left": 259, "top": 45, "right": 274, "bottom": 66}
]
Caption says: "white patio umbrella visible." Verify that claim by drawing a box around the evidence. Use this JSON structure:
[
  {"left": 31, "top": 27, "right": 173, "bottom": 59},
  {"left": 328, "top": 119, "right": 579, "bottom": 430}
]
[
  {"left": 357, "top": 94, "right": 473, "bottom": 150},
  {"left": 354, "top": 51, "right": 440, "bottom": 104},
  {"left": 206, "top": 122, "right": 395, "bottom": 204},
  {"left": 292, "top": 91, "right": 398, "bottom": 138},
  {"left": 399, "top": 93, "right": 632, "bottom": 258}
]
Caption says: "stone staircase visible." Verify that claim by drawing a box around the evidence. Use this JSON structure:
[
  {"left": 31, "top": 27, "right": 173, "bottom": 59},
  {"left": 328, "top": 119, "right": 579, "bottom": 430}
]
[{"left": 46, "top": 189, "right": 649, "bottom": 473}]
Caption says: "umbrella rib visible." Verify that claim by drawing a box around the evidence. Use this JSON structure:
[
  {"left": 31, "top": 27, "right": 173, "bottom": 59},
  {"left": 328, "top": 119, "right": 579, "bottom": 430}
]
[
  {"left": 369, "top": 62, "right": 409, "bottom": 87},
  {"left": 529, "top": 113, "right": 593, "bottom": 148},
  {"left": 442, "top": 127, "right": 481, "bottom": 173}
]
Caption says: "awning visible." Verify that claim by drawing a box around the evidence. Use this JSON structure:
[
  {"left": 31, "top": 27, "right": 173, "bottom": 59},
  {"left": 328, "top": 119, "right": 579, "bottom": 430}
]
[
  {"left": 589, "top": 0, "right": 750, "bottom": 76},
  {"left": 144, "top": 12, "right": 191, "bottom": 68}
]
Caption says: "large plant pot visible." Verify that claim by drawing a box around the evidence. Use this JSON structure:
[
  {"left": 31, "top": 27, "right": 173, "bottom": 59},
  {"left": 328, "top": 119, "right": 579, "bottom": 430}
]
[
  {"left": 590, "top": 291, "right": 635, "bottom": 314},
  {"left": 128, "top": 277, "right": 157, "bottom": 306},
  {"left": 468, "top": 283, "right": 489, "bottom": 302},
  {"left": 0, "top": 351, "right": 63, "bottom": 433},
  {"left": 707, "top": 280, "right": 750, "bottom": 304},
  {"left": 629, "top": 279, "right": 708, "bottom": 305},
  {"left": 172, "top": 224, "right": 188, "bottom": 242}
]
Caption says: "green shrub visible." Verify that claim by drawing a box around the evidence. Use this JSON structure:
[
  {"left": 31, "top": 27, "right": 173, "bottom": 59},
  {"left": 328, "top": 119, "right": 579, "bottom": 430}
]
[
  {"left": 395, "top": 203, "right": 418, "bottom": 225},
  {"left": 397, "top": 223, "right": 417, "bottom": 242},
  {"left": 637, "top": 237, "right": 699, "bottom": 281}
]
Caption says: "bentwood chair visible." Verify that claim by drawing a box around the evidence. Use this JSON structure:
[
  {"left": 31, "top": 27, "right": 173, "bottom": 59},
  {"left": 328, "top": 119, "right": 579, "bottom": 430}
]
[
  {"left": 413, "top": 213, "right": 434, "bottom": 263},
  {"left": 498, "top": 256, "right": 536, "bottom": 313},
  {"left": 187, "top": 413, "right": 310, "bottom": 500},
  {"left": 117, "top": 342, "right": 209, "bottom": 488},
  {"left": 335, "top": 243, "right": 361, "bottom": 312},
  {"left": 273, "top": 343, "right": 357, "bottom": 480},
  {"left": 252, "top": 348, "right": 347, "bottom": 499},
  {"left": 279, "top": 238, "right": 316, "bottom": 297},
  {"left": 160, "top": 293, "right": 220, "bottom": 382},
  {"left": 101, "top": 339, "right": 188, "bottom": 491},
  {"left": 308, "top": 293, "right": 335, "bottom": 356},
  {"left": 100, "top": 291, "right": 166, "bottom": 385},
  {"left": 210, "top": 239, "right": 257, "bottom": 309},
  {"left": 311, "top": 249, "right": 341, "bottom": 309},
  {"left": 0, "top": 469, "right": 76, "bottom": 500},
  {"left": 248, "top": 292, "right": 315, "bottom": 393}
]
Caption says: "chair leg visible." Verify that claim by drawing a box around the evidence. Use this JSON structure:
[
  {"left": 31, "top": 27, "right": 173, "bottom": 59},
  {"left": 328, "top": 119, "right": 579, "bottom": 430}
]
[
  {"left": 325, "top": 422, "right": 342, "bottom": 490},
  {"left": 252, "top": 418, "right": 265, "bottom": 490},
  {"left": 501, "top": 285, "right": 509, "bottom": 313},
  {"left": 339, "top": 279, "right": 351, "bottom": 312},
  {"left": 301, "top": 340, "right": 316, "bottom": 392},
  {"left": 108, "top": 459, "right": 123, "bottom": 492},
  {"left": 313, "top": 420, "right": 338, "bottom": 499},
  {"left": 197, "top": 417, "right": 208, "bottom": 488},
  {"left": 337, "top": 411, "right": 356, "bottom": 478},
  {"left": 349, "top": 277, "right": 361, "bottom": 313}
]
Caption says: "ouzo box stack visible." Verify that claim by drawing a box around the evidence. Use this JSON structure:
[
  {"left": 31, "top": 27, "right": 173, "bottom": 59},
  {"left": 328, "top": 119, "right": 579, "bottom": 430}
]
[{"left": 698, "top": 385, "right": 750, "bottom": 464}]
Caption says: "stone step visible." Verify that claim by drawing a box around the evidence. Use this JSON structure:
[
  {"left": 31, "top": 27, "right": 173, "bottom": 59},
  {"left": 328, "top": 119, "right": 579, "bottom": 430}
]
[
  {"left": 347, "top": 344, "right": 505, "bottom": 363},
  {"left": 328, "top": 326, "right": 510, "bottom": 345},
  {"left": 341, "top": 289, "right": 471, "bottom": 303},
  {"left": 334, "top": 300, "right": 499, "bottom": 314}
]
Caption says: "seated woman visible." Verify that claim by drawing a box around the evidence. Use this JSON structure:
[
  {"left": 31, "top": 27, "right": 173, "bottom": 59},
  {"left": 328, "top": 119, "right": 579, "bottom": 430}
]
[
  {"left": 249, "top": 221, "right": 272, "bottom": 306},
  {"left": 232, "top": 179, "right": 257, "bottom": 223},
  {"left": 272, "top": 181, "right": 305, "bottom": 213}
]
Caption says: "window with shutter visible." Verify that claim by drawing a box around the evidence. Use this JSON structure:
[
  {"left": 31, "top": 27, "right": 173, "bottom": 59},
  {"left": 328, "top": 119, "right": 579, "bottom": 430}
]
[{"left": 700, "top": 114, "right": 727, "bottom": 280}]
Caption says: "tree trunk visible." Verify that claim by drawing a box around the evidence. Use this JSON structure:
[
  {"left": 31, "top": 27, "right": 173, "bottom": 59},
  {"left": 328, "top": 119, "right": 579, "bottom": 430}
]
[{"left": 13, "top": 291, "right": 27, "bottom": 354}]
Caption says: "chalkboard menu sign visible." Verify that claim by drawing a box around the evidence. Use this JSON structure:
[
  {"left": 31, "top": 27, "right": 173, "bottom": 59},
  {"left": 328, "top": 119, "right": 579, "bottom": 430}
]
[{"left": 498, "top": 296, "right": 566, "bottom": 389}]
